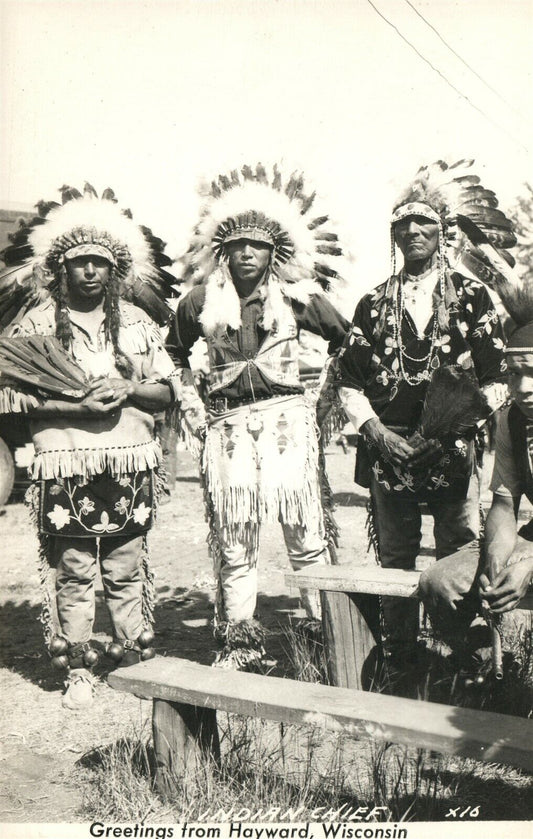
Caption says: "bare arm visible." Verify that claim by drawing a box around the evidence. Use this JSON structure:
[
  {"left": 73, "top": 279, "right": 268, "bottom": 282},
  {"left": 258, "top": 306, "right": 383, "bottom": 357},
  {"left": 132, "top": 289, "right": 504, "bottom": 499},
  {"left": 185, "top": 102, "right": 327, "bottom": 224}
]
[
  {"left": 479, "top": 494, "right": 533, "bottom": 613},
  {"left": 26, "top": 390, "right": 124, "bottom": 417},
  {"left": 483, "top": 494, "right": 519, "bottom": 581},
  {"left": 125, "top": 381, "right": 173, "bottom": 411},
  {"left": 84, "top": 379, "right": 173, "bottom": 413},
  {"left": 25, "top": 379, "right": 172, "bottom": 418}
]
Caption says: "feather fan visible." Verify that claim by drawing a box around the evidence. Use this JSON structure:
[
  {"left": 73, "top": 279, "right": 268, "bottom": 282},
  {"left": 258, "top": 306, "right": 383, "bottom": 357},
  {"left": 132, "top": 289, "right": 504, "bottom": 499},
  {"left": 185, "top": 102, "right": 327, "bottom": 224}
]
[
  {"left": 0, "top": 335, "right": 88, "bottom": 398},
  {"left": 404, "top": 366, "right": 491, "bottom": 482},
  {"left": 416, "top": 365, "right": 491, "bottom": 442}
]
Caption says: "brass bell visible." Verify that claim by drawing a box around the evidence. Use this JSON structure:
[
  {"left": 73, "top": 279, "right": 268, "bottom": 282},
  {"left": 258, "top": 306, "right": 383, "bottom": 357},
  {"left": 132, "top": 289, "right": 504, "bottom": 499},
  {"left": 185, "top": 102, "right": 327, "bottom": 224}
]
[
  {"left": 83, "top": 649, "right": 99, "bottom": 667},
  {"left": 51, "top": 654, "right": 69, "bottom": 670},
  {"left": 49, "top": 636, "right": 68, "bottom": 656},
  {"left": 140, "top": 647, "right": 155, "bottom": 661},
  {"left": 137, "top": 629, "right": 155, "bottom": 649},
  {"left": 106, "top": 643, "right": 124, "bottom": 663}
]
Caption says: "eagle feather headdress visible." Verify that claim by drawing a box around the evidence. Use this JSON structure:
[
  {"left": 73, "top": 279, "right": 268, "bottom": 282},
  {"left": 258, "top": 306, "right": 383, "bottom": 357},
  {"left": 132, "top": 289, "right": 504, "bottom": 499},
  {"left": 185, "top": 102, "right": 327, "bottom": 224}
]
[
  {"left": 391, "top": 159, "right": 525, "bottom": 311},
  {"left": 0, "top": 183, "right": 179, "bottom": 331},
  {"left": 180, "top": 163, "right": 344, "bottom": 335}
]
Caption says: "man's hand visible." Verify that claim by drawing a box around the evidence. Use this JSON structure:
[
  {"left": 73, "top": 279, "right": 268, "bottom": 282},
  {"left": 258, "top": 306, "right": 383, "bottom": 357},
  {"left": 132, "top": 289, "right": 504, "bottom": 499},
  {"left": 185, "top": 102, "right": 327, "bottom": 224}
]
[
  {"left": 85, "top": 377, "right": 134, "bottom": 407},
  {"left": 479, "top": 557, "right": 533, "bottom": 614},
  {"left": 362, "top": 418, "right": 416, "bottom": 466},
  {"left": 80, "top": 378, "right": 131, "bottom": 415}
]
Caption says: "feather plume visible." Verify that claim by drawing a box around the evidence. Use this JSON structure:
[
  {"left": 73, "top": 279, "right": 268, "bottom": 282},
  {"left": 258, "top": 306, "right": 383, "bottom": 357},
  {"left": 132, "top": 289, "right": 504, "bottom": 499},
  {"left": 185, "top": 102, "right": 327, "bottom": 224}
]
[
  {"left": 83, "top": 182, "right": 98, "bottom": 198},
  {"left": 60, "top": 185, "right": 82, "bottom": 203},
  {"left": 454, "top": 214, "right": 532, "bottom": 323}
]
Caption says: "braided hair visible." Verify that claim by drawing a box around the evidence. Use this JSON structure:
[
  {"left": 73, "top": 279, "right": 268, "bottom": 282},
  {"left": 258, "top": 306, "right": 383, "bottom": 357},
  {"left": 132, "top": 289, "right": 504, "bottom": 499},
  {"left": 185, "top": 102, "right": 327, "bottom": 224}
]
[{"left": 52, "top": 262, "right": 134, "bottom": 379}]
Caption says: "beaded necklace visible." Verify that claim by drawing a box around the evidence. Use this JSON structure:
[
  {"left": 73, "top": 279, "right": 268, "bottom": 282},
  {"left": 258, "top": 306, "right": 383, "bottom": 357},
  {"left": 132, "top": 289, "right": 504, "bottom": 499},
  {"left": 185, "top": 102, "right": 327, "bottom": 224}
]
[{"left": 391, "top": 267, "right": 444, "bottom": 387}]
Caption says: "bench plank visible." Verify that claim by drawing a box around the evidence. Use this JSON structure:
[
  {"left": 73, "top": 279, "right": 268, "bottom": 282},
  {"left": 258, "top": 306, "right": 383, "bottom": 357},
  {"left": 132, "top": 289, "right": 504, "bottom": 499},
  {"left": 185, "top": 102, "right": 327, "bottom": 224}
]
[
  {"left": 286, "top": 565, "right": 420, "bottom": 597},
  {"left": 108, "top": 657, "right": 533, "bottom": 771},
  {"left": 286, "top": 565, "right": 533, "bottom": 609}
]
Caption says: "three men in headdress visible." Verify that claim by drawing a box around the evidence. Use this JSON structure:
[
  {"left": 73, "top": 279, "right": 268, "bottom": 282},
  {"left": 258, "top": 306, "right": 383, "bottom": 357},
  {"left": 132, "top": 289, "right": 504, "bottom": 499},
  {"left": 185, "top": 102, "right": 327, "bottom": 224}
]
[
  {"left": 167, "top": 164, "right": 349, "bottom": 669},
  {"left": 0, "top": 188, "right": 181, "bottom": 708},
  {"left": 335, "top": 161, "right": 510, "bottom": 661}
]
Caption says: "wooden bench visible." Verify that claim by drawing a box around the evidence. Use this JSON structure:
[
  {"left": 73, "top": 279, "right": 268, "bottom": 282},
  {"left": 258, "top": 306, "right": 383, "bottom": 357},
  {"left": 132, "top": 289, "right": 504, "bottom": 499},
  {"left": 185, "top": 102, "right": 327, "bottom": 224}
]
[
  {"left": 286, "top": 564, "right": 533, "bottom": 690},
  {"left": 108, "top": 656, "right": 533, "bottom": 795}
]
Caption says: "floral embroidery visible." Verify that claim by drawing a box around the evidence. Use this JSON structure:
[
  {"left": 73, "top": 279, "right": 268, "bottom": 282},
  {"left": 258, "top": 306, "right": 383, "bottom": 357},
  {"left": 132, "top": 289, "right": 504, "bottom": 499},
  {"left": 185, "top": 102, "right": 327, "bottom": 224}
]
[
  {"left": 384, "top": 336, "right": 398, "bottom": 355},
  {"left": 431, "top": 474, "right": 450, "bottom": 489},
  {"left": 133, "top": 502, "right": 152, "bottom": 526},
  {"left": 78, "top": 496, "right": 95, "bottom": 515},
  {"left": 456, "top": 350, "right": 473, "bottom": 369},
  {"left": 41, "top": 471, "right": 153, "bottom": 536},
  {"left": 114, "top": 496, "right": 130, "bottom": 515},
  {"left": 93, "top": 511, "right": 120, "bottom": 533},
  {"left": 392, "top": 467, "right": 415, "bottom": 491},
  {"left": 47, "top": 505, "right": 71, "bottom": 530},
  {"left": 473, "top": 308, "right": 498, "bottom": 338},
  {"left": 339, "top": 272, "right": 506, "bottom": 497},
  {"left": 348, "top": 325, "right": 370, "bottom": 347},
  {"left": 371, "top": 461, "right": 384, "bottom": 481}
]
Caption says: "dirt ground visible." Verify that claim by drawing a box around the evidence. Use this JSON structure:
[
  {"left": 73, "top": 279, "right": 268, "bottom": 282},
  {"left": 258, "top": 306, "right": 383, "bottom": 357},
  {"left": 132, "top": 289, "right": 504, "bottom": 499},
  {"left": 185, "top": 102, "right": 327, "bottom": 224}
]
[{"left": 0, "top": 441, "right": 524, "bottom": 822}]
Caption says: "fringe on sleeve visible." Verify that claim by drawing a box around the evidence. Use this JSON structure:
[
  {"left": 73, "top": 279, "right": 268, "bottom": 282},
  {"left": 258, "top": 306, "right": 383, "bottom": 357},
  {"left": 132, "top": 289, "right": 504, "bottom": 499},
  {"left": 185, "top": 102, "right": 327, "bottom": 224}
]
[{"left": 0, "top": 385, "right": 42, "bottom": 414}]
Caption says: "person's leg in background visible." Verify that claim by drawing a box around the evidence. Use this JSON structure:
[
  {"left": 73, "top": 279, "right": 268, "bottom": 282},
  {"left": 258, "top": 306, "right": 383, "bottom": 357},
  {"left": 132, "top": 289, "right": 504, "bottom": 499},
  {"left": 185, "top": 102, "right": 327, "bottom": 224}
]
[
  {"left": 369, "top": 477, "right": 422, "bottom": 664},
  {"left": 281, "top": 519, "right": 329, "bottom": 619}
]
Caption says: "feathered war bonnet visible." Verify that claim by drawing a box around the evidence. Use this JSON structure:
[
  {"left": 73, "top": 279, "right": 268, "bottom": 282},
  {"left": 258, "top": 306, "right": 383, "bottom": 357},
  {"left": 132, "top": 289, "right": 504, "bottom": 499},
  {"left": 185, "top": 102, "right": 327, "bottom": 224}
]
[
  {"left": 0, "top": 183, "right": 177, "bottom": 329},
  {"left": 376, "top": 159, "right": 518, "bottom": 335},
  {"left": 179, "top": 164, "right": 344, "bottom": 335}
]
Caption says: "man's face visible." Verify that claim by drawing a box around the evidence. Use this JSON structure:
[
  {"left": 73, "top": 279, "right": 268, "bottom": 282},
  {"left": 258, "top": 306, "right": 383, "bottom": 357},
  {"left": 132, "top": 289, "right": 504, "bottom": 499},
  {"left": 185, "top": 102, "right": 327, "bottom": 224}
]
[
  {"left": 65, "top": 254, "right": 111, "bottom": 304},
  {"left": 225, "top": 239, "right": 272, "bottom": 285},
  {"left": 508, "top": 353, "right": 533, "bottom": 419},
  {"left": 394, "top": 215, "right": 439, "bottom": 264}
]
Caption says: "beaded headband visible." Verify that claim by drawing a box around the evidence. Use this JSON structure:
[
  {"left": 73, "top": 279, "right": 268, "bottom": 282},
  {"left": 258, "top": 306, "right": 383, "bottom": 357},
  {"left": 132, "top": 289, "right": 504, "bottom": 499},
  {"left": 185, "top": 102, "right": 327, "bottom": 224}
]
[
  {"left": 390, "top": 202, "right": 441, "bottom": 226},
  {"left": 62, "top": 243, "right": 117, "bottom": 265}
]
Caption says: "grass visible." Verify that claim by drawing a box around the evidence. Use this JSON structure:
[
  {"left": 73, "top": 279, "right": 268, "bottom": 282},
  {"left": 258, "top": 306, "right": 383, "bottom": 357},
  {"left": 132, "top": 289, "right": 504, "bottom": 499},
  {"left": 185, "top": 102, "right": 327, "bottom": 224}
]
[
  {"left": 76, "top": 613, "right": 532, "bottom": 823},
  {"left": 78, "top": 717, "right": 532, "bottom": 822}
]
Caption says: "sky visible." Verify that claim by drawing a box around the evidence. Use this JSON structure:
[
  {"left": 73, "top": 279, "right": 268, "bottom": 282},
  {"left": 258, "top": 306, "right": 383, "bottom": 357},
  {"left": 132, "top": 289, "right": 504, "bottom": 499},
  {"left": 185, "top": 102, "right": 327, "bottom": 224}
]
[{"left": 1, "top": 0, "right": 532, "bottom": 307}]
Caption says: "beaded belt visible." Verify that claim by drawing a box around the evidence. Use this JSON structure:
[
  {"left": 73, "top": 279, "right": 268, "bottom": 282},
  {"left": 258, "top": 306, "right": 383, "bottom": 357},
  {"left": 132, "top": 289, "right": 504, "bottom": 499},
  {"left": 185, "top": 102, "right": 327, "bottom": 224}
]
[{"left": 208, "top": 391, "right": 301, "bottom": 415}]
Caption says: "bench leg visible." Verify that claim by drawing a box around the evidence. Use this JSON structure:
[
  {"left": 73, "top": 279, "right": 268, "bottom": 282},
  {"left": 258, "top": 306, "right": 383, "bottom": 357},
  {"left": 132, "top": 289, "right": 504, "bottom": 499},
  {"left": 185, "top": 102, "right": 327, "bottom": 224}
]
[
  {"left": 152, "top": 699, "right": 220, "bottom": 797},
  {"left": 321, "top": 591, "right": 382, "bottom": 690}
]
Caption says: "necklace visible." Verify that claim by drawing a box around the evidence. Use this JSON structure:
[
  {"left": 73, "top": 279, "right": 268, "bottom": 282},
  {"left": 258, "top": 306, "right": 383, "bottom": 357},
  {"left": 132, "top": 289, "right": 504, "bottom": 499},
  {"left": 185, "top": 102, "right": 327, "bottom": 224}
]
[{"left": 391, "top": 275, "right": 439, "bottom": 386}]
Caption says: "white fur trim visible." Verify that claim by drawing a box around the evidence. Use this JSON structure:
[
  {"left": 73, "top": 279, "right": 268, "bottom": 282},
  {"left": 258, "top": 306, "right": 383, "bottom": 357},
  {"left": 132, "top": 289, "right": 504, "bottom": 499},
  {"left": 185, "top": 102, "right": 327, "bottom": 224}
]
[
  {"left": 29, "top": 197, "right": 156, "bottom": 282},
  {"left": 200, "top": 266, "right": 242, "bottom": 335},
  {"left": 200, "top": 269, "right": 324, "bottom": 336}
]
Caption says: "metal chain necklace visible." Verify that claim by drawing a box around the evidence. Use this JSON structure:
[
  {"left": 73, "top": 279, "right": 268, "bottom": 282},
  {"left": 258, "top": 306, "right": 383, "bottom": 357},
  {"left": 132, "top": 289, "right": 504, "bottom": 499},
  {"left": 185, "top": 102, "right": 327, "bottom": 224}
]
[{"left": 392, "top": 275, "right": 440, "bottom": 386}]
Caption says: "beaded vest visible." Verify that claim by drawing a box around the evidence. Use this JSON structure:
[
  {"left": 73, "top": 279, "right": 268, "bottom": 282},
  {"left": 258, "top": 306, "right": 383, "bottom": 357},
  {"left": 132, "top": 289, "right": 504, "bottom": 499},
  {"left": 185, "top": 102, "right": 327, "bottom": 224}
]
[{"left": 205, "top": 302, "right": 301, "bottom": 395}]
